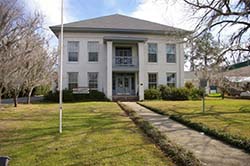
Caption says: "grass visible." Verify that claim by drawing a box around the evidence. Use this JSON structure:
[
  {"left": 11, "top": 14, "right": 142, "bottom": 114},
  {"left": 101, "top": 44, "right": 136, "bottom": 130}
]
[
  {"left": 118, "top": 102, "right": 201, "bottom": 166},
  {"left": 0, "top": 102, "right": 174, "bottom": 166},
  {"left": 139, "top": 98, "right": 250, "bottom": 139}
]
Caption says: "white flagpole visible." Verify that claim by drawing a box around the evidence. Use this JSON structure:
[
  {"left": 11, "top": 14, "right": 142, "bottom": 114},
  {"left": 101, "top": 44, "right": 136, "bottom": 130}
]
[{"left": 59, "top": 0, "right": 64, "bottom": 133}]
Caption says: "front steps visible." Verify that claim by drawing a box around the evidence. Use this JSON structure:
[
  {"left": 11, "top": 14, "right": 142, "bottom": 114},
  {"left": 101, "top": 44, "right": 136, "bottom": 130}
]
[{"left": 112, "top": 95, "right": 139, "bottom": 101}]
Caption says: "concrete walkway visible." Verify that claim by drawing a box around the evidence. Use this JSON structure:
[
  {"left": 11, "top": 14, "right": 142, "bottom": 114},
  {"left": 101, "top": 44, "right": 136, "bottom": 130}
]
[{"left": 122, "top": 102, "right": 250, "bottom": 166}]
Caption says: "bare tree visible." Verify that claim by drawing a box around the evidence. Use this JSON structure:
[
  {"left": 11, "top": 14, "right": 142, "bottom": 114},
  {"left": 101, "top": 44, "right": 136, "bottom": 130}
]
[
  {"left": 183, "top": 0, "right": 250, "bottom": 59},
  {"left": 23, "top": 39, "right": 56, "bottom": 104},
  {"left": 0, "top": 0, "right": 55, "bottom": 106},
  {"left": 186, "top": 32, "right": 223, "bottom": 80},
  {"left": 0, "top": 0, "right": 24, "bottom": 103}
]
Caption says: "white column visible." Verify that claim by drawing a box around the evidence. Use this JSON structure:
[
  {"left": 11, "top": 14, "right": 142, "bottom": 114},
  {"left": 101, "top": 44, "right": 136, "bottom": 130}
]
[
  {"left": 135, "top": 72, "right": 138, "bottom": 95},
  {"left": 179, "top": 43, "right": 184, "bottom": 87},
  {"left": 138, "top": 42, "right": 145, "bottom": 101},
  {"left": 107, "top": 41, "right": 113, "bottom": 100}
]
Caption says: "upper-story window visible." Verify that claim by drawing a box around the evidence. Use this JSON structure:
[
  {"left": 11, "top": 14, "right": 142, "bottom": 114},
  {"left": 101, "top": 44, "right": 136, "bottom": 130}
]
[
  {"left": 166, "top": 73, "right": 176, "bottom": 87},
  {"left": 115, "top": 47, "right": 132, "bottom": 65},
  {"left": 166, "top": 44, "right": 176, "bottom": 63},
  {"left": 88, "top": 41, "right": 99, "bottom": 62},
  {"left": 148, "top": 43, "right": 157, "bottom": 62},
  {"left": 68, "top": 41, "right": 79, "bottom": 62},
  {"left": 148, "top": 73, "right": 158, "bottom": 89},
  {"left": 68, "top": 72, "right": 78, "bottom": 90}
]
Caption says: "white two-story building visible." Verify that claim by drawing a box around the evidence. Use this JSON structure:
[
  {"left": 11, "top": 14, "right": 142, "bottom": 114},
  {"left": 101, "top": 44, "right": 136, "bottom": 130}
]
[{"left": 50, "top": 14, "right": 190, "bottom": 101}]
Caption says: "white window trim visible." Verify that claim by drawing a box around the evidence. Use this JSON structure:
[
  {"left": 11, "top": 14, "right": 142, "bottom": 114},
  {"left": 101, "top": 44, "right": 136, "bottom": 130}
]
[
  {"left": 88, "top": 72, "right": 99, "bottom": 90},
  {"left": 88, "top": 41, "right": 99, "bottom": 62},
  {"left": 67, "top": 41, "right": 80, "bottom": 63},
  {"left": 166, "top": 43, "right": 177, "bottom": 64},
  {"left": 166, "top": 72, "right": 177, "bottom": 87},
  {"left": 147, "top": 43, "right": 158, "bottom": 63},
  {"left": 148, "top": 72, "right": 158, "bottom": 89},
  {"left": 68, "top": 72, "right": 79, "bottom": 89}
]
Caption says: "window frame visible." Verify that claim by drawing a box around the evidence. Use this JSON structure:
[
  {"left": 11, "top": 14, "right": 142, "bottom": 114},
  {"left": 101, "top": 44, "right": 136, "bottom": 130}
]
[
  {"left": 148, "top": 73, "right": 158, "bottom": 89},
  {"left": 166, "top": 44, "right": 176, "bottom": 63},
  {"left": 115, "top": 47, "right": 133, "bottom": 65},
  {"left": 148, "top": 43, "right": 157, "bottom": 63},
  {"left": 88, "top": 72, "right": 98, "bottom": 90},
  {"left": 68, "top": 41, "right": 79, "bottom": 62},
  {"left": 68, "top": 72, "right": 78, "bottom": 90},
  {"left": 166, "top": 72, "right": 177, "bottom": 87},
  {"left": 88, "top": 41, "right": 99, "bottom": 62}
]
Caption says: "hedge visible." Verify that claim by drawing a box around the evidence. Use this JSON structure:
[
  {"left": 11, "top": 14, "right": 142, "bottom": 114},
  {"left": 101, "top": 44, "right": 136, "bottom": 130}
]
[
  {"left": 44, "top": 89, "right": 108, "bottom": 102},
  {"left": 144, "top": 89, "right": 161, "bottom": 100},
  {"left": 145, "top": 85, "right": 203, "bottom": 101},
  {"left": 118, "top": 102, "right": 202, "bottom": 166}
]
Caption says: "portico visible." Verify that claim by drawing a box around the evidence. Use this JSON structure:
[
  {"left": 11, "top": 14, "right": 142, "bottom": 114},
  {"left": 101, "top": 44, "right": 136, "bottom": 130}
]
[{"left": 105, "top": 36, "right": 146, "bottom": 101}]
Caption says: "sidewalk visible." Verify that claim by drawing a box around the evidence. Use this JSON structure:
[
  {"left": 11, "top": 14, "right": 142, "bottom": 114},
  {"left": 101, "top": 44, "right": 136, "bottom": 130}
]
[{"left": 122, "top": 102, "right": 250, "bottom": 166}]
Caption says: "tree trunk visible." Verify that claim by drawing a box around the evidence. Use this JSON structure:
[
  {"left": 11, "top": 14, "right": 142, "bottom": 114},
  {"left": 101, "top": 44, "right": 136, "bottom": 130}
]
[
  {"left": 0, "top": 88, "right": 2, "bottom": 104},
  {"left": 221, "top": 91, "right": 225, "bottom": 100},
  {"left": 13, "top": 95, "right": 18, "bottom": 107},
  {"left": 27, "top": 87, "right": 34, "bottom": 104}
]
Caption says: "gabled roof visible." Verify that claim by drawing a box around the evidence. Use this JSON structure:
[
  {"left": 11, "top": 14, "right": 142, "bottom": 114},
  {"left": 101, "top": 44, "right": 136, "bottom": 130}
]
[{"left": 50, "top": 14, "right": 192, "bottom": 36}]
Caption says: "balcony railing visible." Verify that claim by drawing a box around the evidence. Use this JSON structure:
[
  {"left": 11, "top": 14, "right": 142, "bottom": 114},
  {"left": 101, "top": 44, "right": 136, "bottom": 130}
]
[{"left": 112, "top": 56, "right": 138, "bottom": 67}]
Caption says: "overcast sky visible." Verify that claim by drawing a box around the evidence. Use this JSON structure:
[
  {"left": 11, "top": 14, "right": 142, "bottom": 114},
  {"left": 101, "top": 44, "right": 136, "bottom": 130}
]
[{"left": 23, "top": 0, "right": 195, "bottom": 43}]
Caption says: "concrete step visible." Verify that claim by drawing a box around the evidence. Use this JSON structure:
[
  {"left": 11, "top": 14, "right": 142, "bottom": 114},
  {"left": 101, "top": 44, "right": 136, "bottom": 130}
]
[{"left": 112, "top": 96, "right": 139, "bottom": 102}]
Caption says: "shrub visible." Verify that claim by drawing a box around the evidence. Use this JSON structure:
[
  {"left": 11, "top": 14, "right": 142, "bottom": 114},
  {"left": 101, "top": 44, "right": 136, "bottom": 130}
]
[
  {"left": 189, "top": 88, "right": 203, "bottom": 100},
  {"left": 89, "top": 90, "right": 107, "bottom": 100},
  {"left": 170, "top": 88, "right": 190, "bottom": 100},
  {"left": 159, "top": 85, "right": 189, "bottom": 100},
  {"left": 63, "top": 89, "right": 74, "bottom": 102},
  {"left": 185, "top": 82, "right": 194, "bottom": 89},
  {"left": 33, "top": 85, "right": 51, "bottom": 96},
  {"left": 44, "top": 89, "right": 108, "bottom": 102},
  {"left": 44, "top": 91, "right": 59, "bottom": 102},
  {"left": 159, "top": 85, "right": 172, "bottom": 100},
  {"left": 159, "top": 85, "right": 203, "bottom": 101},
  {"left": 144, "top": 89, "right": 161, "bottom": 100}
]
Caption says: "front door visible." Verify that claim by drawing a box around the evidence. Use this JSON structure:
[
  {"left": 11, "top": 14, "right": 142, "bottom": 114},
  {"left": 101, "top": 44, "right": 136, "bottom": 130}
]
[{"left": 116, "top": 75, "right": 131, "bottom": 95}]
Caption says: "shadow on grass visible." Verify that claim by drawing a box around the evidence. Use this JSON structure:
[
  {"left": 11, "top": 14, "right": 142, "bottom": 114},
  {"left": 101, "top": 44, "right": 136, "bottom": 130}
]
[
  {"left": 239, "top": 106, "right": 250, "bottom": 112},
  {"left": 0, "top": 112, "right": 133, "bottom": 147}
]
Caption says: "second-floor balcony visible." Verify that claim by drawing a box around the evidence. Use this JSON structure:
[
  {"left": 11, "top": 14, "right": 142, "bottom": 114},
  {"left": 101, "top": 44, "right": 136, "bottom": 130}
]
[{"left": 112, "top": 56, "right": 139, "bottom": 69}]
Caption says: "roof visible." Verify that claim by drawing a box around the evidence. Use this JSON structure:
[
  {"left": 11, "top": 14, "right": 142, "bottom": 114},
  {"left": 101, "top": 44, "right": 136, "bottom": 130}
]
[
  {"left": 50, "top": 14, "right": 192, "bottom": 36},
  {"left": 228, "top": 60, "right": 250, "bottom": 70},
  {"left": 224, "top": 66, "right": 250, "bottom": 77}
]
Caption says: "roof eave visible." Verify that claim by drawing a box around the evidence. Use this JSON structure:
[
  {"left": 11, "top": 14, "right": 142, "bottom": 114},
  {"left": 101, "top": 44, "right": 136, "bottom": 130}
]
[{"left": 49, "top": 26, "right": 192, "bottom": 38}]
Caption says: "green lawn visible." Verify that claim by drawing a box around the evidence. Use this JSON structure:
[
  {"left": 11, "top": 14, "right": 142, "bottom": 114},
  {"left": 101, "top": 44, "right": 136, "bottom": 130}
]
[
  {"left": 0, "top": 102, "right": 174, "bottom": 166},
  {"left": 140, "top": 98, "right": 250, "bottom": 139}
]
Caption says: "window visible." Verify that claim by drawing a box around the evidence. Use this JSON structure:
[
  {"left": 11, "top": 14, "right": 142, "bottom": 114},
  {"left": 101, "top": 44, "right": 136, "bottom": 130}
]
[
  {"left": 68, "top": 72, "right": 78, "bottom": 90},
  {"left": 116, "top": 47, "right": 132, "bottom": 57},
  {"left": 166, "top": 44, "right": 176, "bottom": 63},
  {"left": 88, "top": 72, "right": 98, "bottom": 90},
  {"left": 166, "top": 73, "right": 176, "bottom": 87},
  {"left": 148, "top": 73, "right": 157, "bottom": 89},
  {"left": 115, "top": 47, "right": 132, "bottom": 65},
  {"left": 148, "top": 43, "right": 157, "bottom": 62},
  {"left": 68, "top": 41, "right": 79, "bottom": 62},
  {"left": 88, "top": 41, "right": 99, "bottom": 62}
]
